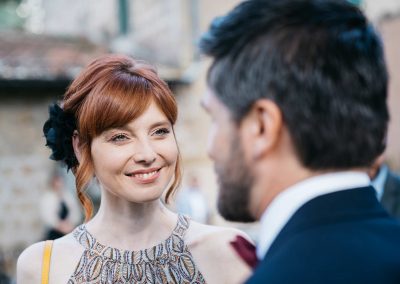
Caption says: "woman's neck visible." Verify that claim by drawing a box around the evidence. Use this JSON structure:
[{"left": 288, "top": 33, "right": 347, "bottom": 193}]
[{"left": 84, "top": 190, "right": 177, "bottom": 251}]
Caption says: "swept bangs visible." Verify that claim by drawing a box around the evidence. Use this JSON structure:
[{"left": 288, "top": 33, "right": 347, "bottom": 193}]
[{"left": 76, "top": 60, "right": 178, "bottom": 143}]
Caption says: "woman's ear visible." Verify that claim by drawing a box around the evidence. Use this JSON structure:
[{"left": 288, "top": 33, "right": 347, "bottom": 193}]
[{"left": 72, "top": 130, "right": 82, "bottom": 163}]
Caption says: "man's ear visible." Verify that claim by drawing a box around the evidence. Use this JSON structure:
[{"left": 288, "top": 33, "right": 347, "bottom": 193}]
[
  {"left": 72, "top": 130, "right": 82, "bottom": 163},
  {"left": 244, "top": 99, "right": 283, "bottom": 160}
]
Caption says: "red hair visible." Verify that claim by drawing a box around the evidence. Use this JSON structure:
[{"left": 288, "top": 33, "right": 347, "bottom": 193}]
[{"left": 63, "top": 54, "right": 181, "bottom": 222}]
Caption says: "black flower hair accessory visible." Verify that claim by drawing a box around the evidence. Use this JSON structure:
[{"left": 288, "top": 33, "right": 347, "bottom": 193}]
[{"left": 43, "top": 103, "right": 78, "bottom": 170}]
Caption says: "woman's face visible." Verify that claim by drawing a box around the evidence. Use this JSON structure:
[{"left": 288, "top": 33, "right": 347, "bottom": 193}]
[{"left": 90, "top": 101, "right": 178, "bottom": 203}]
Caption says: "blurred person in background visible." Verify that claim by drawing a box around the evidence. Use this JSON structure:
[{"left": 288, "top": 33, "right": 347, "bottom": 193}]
[
  {"left": 17, "top": 54, "right": 251, "bottom": 284},
  {"left": 40, "top": 171, "right": 81, "bottom": 240},
  {"left": 369, "top": 154, "right": 400, "bottom": 218},
  {"left": 176, "top": 175, "right": 210, "bottom": 224},
  {"left": 0, "top": 250, "right": 11, "bottom": 284},
  {"left": 200, "top": 0, "right": 400, "bottom": 283}
]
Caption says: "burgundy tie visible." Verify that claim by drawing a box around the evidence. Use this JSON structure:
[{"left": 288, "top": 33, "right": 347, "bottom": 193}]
[{"left": 230, "top": 235, "right": 259, "bottom": 269}]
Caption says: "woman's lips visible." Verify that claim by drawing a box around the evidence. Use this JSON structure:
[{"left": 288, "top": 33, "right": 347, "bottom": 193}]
[{"left": 126, "top": 168, "right": 161, "bottom": 184}]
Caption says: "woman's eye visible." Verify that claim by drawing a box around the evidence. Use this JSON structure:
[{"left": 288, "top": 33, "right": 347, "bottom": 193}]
[
  {"left": 154, "top": 128, "right": 170, "bottom": 136},
  {"left": 110, "top": 134, "right": 129, "bottom": 142}
]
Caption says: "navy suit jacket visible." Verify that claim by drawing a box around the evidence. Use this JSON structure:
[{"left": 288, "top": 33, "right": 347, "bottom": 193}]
[{"left": 246, "top": 186, "right": 400, "bottom": 284}]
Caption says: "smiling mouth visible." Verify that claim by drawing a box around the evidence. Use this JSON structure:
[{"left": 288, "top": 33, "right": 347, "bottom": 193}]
[
  {"left": 126, "top": 168, "right": 161, "bottom": 183},
  {"left": 130, "top": 170, "right": 158, "bottom": 179}
]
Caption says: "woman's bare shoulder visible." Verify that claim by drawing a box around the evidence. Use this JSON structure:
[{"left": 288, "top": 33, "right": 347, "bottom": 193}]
[
  {"left": 186, "top": 221, "right": 253, "bottom": 284},
  {"left": 17, "top": 241, "right": 46, "bottom": 284},
  {"left": 53, "top": 232, "right": 82, "bottom": 254},
  {"left": 17, "top": 233, "right": 83, "bottom": 284}
]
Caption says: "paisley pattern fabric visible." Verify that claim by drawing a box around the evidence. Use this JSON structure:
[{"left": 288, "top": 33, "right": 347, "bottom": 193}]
[{"left": 67, "top": 215, "right": 206, "bottom": 284}]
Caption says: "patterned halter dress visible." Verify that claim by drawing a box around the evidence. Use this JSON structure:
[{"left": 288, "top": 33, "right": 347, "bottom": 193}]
[{"left": 67, "top": 215, "right": 206, "bottom": 283}]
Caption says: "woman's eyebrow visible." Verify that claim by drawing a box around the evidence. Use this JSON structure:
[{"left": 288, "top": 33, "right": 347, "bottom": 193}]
[
  {"left": 103, "top": 120, "right": 171, "bottom": 134},
  {"left": 148, "top": 120, "right": 171, "bottom": 129}
]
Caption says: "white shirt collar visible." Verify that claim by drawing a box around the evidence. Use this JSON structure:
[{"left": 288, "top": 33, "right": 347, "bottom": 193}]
[{"left": 256, "top": 171, "right": 370, "bottom": 259}]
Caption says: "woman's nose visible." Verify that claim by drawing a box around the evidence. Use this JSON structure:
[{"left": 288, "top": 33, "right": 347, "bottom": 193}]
[{"left": 132, "top": 140, "right": 157, "bottom": 164}]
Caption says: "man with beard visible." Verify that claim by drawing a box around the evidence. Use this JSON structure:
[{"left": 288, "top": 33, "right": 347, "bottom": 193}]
[{"left": 199, "top": 0, "right": 400, "bottom": 283}]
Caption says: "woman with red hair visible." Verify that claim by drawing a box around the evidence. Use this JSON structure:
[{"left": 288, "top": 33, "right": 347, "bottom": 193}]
[{"left": 17, "top": 54, "right": 251, "bottom": 284}]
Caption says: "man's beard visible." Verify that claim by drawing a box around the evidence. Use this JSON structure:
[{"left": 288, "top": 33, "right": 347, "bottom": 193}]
[{"left": 216, "top": 134, "right": 255, "bottom": 222}]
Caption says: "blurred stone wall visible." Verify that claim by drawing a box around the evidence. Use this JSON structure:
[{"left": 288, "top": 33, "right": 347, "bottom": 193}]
[
  {"left": 0, "top": 96, "right": 56, "bottom": 280},
  {"left": 0, "top": 97, "right": 55, "bottom": 248},
  {"left": 41, "top": 0, "right": 118, "bottom": 43}
]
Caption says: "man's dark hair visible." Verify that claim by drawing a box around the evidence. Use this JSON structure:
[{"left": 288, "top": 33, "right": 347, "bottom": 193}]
[{"left": 199, "top": 0, "right": 389, "bottom": 170}]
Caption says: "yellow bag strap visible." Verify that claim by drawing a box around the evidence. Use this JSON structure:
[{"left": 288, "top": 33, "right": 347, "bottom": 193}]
[{"left": 41, "top": 240, "right": 53, "bottom": 284}]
